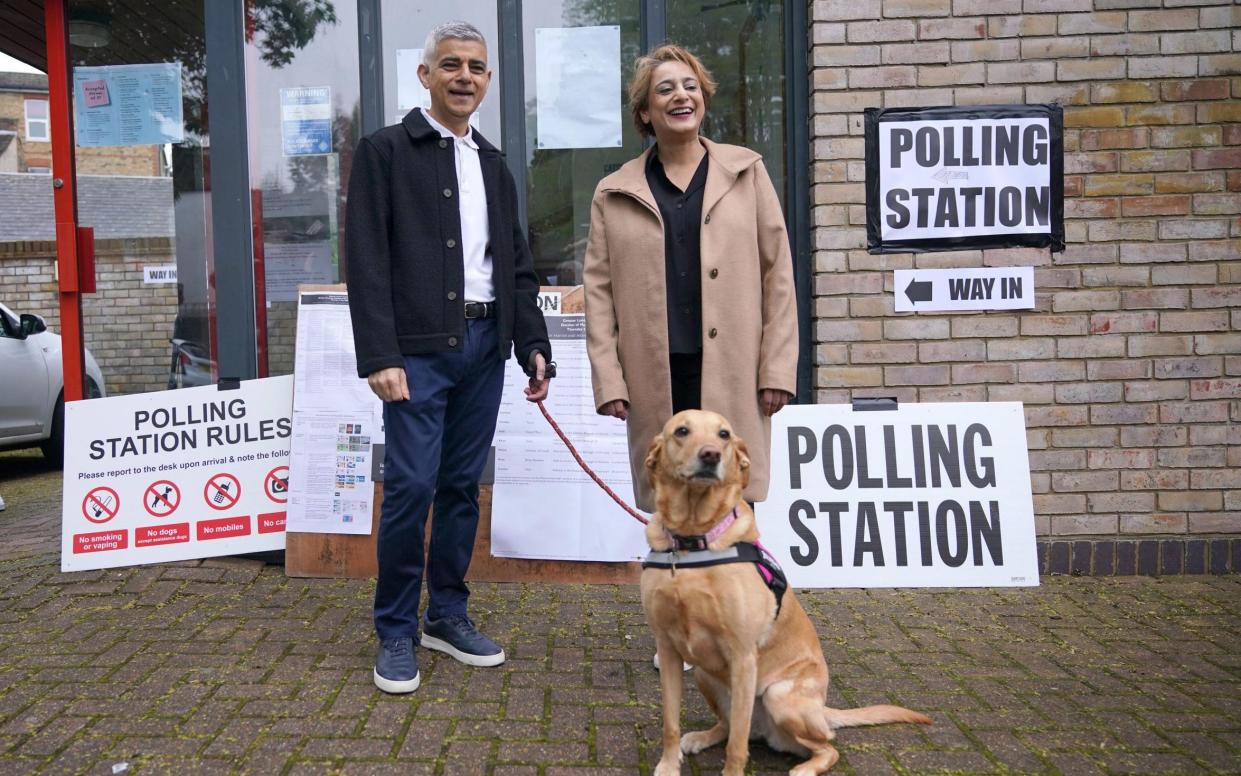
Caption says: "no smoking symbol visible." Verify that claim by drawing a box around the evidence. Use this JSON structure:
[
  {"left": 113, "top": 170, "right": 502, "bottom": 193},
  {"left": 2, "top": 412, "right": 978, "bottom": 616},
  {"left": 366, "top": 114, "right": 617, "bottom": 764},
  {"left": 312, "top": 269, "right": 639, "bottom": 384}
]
[
  {"left": 203, "top": 473, "right": 241, "bottom": 511},
  {"left": 265, "top": 466, "right": 290, "bottom": 504},
  {"left": 144, "top": 480, "right": 181, "bottom": 518},
  {"left": 82, "top": 487, "right": 119, "bottom": 524}
]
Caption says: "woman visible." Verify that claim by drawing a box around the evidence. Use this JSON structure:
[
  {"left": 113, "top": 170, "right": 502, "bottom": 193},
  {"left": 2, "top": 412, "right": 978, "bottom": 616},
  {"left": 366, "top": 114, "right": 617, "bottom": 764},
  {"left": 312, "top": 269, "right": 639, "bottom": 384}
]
[{"left": 583, "top": 44, "right": 799, "bottom": 515}]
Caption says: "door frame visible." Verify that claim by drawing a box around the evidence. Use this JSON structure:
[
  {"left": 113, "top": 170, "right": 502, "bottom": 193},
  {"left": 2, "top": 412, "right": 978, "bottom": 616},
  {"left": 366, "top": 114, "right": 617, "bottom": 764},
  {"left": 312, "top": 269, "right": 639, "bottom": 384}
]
[{"left": 44, "top": 0, "right": 86, "bottom": 402}]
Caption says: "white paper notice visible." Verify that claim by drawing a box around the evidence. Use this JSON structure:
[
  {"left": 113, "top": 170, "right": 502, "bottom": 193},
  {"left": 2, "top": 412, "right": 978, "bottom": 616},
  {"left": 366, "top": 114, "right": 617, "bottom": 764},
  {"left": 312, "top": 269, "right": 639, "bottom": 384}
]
[
  {"left": 491, "top": 313, "right": 647, "bottom": 562},
  {"left": 534, "top": 26, "right": 622, "bottom": 150},
  {"left": 286, "top": 291, "right": 380, "bottom": 534},
  {"left": 285, "top": 411, "right": 375, "bottom": 535}
]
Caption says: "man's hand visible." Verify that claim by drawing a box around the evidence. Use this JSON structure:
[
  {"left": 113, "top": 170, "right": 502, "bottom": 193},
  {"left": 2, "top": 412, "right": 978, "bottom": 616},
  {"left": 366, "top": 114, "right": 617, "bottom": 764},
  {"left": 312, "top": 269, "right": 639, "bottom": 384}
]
[
  {"left": 600, "top": 399, "right": 629, "bottom": 420},
  {"left": 759, "top": 388, "right": 793, "bottom": 416},
  {"left": 524, "top": 352, "right": 550, "bottom": 402},
  {"left": 368, "top": 367, "right": 409, "bottom": 402}
]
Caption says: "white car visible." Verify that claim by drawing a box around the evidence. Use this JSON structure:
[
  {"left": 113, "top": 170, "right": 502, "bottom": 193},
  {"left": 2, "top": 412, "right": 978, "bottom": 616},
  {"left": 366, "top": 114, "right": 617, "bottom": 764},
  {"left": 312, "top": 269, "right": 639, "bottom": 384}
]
[{"left": 0, "top": 301, "right": 106, "bottom": 466}]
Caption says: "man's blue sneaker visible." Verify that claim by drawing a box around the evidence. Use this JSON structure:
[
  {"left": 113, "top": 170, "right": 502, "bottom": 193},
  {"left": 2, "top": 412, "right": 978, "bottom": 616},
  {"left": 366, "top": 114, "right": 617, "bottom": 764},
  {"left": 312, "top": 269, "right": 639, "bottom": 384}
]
[
  {"left": 374, "top": 636, "right": 420, "bottom": 693},
  {"left": 421, "top": 613, "right": 505, "bottom": 667}
]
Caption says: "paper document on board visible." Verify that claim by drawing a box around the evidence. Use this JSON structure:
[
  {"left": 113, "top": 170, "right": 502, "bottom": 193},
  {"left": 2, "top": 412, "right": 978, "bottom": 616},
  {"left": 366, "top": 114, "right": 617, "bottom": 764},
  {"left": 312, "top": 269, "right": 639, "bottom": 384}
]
[
  {"left": 491, "top": 313, "right": 647, "bottom": 561},
  {"left": 534, "top": 26, "right": 622, "bottom": 149}
]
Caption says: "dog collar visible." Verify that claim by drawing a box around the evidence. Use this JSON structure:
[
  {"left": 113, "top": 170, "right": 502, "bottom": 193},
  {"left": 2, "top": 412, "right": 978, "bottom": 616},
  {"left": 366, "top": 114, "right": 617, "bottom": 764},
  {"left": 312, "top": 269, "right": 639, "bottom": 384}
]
[{"left": 664, "top": 506, "right": 740, "bottom": 552}]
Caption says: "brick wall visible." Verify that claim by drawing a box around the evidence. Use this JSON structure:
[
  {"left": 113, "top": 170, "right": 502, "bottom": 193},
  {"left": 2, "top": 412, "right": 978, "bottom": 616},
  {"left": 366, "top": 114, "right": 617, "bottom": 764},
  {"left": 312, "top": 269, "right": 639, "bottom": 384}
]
[
  {"left": 0, "top": 239, "right": 179, "bottom": 396},
  {"left": 809, "top": 0, "right": 1240, "bottom": 548}
]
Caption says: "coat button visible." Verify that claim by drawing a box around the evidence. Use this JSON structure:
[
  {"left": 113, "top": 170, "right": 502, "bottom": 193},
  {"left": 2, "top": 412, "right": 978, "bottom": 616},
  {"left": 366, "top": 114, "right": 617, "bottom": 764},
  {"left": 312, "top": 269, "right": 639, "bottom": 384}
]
[
  {"left": 704, "top": 214, "right": 711, "bottom": 224},
  {"left": 443, "top": 188, "right": 453, "bottom": 198},
  {"left": 709, "top": 268, "right": 718, "bottom": 279},
  {"left": 446, "top": 238, "right": 457, "bottom": 248},
  {"left": 448, "top": 336, "right": 458, "bottom": 347},
  {"left": 709, "top": 328, "right": 718, "bottom": 338},
  {"left": 447, "top": 291, "right": 457, "bottom": 301},
  {"left": 439, "top": 139, "right": 448, "bottom": 149}
]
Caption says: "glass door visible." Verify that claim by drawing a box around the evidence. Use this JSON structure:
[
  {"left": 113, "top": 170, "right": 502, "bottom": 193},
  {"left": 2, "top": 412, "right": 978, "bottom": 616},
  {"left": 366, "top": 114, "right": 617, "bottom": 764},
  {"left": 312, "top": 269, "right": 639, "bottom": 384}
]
[
  {"left": 377, "top": 1, "right": 501, "bottom": 142},
  {"left": 66, "top": 0, "right": 215, "bottom": 396},
  {"left": 668, "top": 0, "right": 787, "bottom": 206},
  {"left": 243, "top": 0, "right": 359, "bottom": 378},
  {"left": 520, "top": 0, "right": 644, "bottom": 286}
]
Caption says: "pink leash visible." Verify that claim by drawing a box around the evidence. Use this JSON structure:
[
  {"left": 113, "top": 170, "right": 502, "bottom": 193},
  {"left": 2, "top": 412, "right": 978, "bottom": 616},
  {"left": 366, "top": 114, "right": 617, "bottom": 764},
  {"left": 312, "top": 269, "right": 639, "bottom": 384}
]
[{"left": 535, "top": 399, "right": 649, "bottom": 525}]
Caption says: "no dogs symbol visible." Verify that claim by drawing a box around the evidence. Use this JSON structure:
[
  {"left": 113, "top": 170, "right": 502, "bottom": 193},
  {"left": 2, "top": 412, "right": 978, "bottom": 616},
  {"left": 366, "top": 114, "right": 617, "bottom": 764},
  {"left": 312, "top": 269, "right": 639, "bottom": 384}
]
[
  {"left": 265, "top": 466, "right": 290, "bottom": 504},
  {"left": 144, "top": 480, "right": 181, "bottom": 518},
  {"left": 82, "top": 486, "right": 120, "bottom": 524},
  {"left": 203, "top": 473, "right": 241, "bottom": 511}
]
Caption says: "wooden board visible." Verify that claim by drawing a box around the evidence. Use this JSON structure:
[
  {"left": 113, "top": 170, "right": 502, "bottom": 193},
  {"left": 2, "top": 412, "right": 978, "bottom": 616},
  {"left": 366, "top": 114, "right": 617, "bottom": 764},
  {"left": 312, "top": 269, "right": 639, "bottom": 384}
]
[{"left": 284, "top": 284, "right": 642, "bottom": 583}]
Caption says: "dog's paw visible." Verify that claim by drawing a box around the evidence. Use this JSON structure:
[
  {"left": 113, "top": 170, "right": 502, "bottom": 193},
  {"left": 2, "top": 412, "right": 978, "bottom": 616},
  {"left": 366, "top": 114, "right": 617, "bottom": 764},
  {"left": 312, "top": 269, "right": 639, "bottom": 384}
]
[
  {"left": 680, "top": 728, "right": 724, "bottom": 754},
  {"left": 653, "top": 756, "right": 682, "bottom": 776}
]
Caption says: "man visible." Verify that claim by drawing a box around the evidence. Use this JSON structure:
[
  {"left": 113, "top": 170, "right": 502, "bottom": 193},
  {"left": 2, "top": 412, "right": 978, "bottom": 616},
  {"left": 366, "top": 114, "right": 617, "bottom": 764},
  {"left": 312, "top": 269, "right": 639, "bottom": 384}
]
[{"left": 346, "top": 20, "right": 552, "bottom": 694}]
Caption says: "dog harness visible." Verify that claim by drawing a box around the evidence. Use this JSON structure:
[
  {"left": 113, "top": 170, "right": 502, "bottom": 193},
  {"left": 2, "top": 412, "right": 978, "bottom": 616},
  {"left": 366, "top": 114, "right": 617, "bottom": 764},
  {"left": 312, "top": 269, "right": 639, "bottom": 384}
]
[{"left": 642, "top": 534, "right": 789, "bottom": 615}]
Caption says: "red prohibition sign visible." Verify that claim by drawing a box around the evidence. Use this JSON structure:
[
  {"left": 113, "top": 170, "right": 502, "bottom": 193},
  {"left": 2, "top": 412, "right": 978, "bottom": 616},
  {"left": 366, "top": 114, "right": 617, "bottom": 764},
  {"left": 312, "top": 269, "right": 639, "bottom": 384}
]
[
  {"left": 82, "top": 486, "right": 120, "bottom": 524},
  {"left": 265, "top": 466, "right": 290, "bottom": 504},
  {"left": 144, "top": 480, "right": 181, "bottom": 518},
  {"left": 203, "top": 473, "right": 241, "bottom": 511}
]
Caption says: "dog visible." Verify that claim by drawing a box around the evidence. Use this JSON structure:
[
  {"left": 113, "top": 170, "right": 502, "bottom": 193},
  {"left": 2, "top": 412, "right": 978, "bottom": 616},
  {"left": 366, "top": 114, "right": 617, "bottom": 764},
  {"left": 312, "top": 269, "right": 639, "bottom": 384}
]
[{"left": 640, "top": 409, "right": 931, "bottom": 776}]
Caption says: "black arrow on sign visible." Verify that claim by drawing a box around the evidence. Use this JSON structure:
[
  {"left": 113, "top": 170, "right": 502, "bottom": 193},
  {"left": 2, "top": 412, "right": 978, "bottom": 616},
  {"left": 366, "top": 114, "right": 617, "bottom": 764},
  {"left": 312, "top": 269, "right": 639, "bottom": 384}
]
[{"left": 905, "top": 278, "right": 933, "bottom": 304}]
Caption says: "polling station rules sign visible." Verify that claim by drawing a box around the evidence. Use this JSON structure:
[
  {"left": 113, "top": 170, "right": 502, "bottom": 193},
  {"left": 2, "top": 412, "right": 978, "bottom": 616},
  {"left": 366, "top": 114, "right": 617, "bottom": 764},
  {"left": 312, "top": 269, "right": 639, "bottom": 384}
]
[
  {"left": 754, "top": 403, "right": 1039, "bottom": 588},
  {"left": 61, "top": 376, "right": 293, "bottom": 571},
  {"left": 865, "top": 105, "right": 1064, "bottom": 254}
]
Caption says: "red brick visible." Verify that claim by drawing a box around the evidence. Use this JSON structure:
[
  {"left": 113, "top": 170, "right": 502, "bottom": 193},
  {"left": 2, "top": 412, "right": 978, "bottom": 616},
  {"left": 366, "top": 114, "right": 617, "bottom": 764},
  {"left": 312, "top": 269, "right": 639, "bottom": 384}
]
[
  {"left": 1121, "top": 195, "right": 1190, "bottom": 217},
  {"left": 1081, "top": 128, "right": 1148, "bottom": 151},
  {"left": 1193, "top": 149, "right": 1241, "bottom": 170},
  {"left": 1161, "top": 79, "right": 1231, "bottom": 102}
]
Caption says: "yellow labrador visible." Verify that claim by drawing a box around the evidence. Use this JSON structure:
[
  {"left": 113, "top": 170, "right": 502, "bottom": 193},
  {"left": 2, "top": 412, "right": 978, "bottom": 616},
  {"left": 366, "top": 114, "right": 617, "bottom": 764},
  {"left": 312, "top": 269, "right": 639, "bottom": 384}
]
[{"left": 641, "top": 409, "right": 930, "bottom": 776}]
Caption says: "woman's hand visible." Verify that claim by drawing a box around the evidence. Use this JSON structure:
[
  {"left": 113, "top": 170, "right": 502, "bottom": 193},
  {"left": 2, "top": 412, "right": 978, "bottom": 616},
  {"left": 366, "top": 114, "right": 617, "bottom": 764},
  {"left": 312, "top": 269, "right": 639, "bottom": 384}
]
[
  {"left": 600, "top": 399, "right": 630, "bottom": 420},
  {"left": 759, "top": 389, "right": 792, "bottom": 416}
]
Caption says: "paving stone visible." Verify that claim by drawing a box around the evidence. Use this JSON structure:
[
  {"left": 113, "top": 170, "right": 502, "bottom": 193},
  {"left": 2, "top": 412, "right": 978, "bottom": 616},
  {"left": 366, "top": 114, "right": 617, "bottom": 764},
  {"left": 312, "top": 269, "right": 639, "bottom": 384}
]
[{"left": 0, "top": 462, "right": 1239, "bottom": 774}]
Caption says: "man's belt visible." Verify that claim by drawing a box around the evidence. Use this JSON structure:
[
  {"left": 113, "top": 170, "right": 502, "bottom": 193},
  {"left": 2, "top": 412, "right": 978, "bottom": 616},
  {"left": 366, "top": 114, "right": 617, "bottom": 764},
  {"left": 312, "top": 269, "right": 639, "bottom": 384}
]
[{"left": 464, "top": 301, "right": 495, "bottom": 319}]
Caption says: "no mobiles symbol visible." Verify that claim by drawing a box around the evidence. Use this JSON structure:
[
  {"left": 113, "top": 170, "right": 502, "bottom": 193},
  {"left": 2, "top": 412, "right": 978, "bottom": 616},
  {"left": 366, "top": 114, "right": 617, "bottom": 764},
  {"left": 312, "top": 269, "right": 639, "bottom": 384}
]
[
  {"left": 265, "top": 466, "right": 290, "bottom": 504},
  {"left": 82, "top": 486, "right": 120, "bottom": 524},
  {"left": 203, "top": 473, "right": 241, "bottom": 511},
  {"left": 144, "top": 480, "right": 181, "bottom": 518}
]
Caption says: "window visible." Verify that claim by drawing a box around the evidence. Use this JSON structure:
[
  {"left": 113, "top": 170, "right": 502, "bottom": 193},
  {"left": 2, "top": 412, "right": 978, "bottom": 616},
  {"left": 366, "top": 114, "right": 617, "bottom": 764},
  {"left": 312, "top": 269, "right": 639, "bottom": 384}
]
[{"left": 24, "top": 100, "right": 49, "bottom": 142}]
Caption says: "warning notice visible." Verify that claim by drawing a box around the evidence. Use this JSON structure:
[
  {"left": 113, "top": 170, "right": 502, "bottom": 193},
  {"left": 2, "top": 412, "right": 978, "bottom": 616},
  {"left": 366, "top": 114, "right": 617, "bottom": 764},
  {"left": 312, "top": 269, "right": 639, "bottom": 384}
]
[
  {"left": 61, "top": 375, "right": 293, "bottom": 571},
  {"left": 755, "top": 402, "right": 1039, "bottom": 588}
]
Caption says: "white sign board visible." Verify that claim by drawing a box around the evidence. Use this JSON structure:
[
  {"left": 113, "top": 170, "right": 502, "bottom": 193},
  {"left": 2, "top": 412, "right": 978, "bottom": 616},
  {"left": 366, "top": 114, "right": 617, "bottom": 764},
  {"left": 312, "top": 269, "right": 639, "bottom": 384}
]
[
  {"left": 865, "top": 105, "right": 1064, "bottom": 254},
  {"left": 143, "top": 264, "right": 177, "bottom": 284},
  {"left": 894, "top": 266, "right": 1034, "bottom": 312},
  {"left": 491, "top": 312, "right": 647, "bottom": 562},
  {"left": 61, "top": 376, "right": 293, "bottom": 571},
  {"left": 879, "top": 118, "right": 1051, "bottom": 242},
  {"left": 754, "top": 402, "right": 1039, "bottom": 588}
]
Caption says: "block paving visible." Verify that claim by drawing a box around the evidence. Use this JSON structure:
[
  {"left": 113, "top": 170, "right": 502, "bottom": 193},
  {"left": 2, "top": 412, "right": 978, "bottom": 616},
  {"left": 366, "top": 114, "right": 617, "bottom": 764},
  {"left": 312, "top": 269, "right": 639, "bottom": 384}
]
[{"left": 2, "top": 453, "right": 1239, "bottom": 774}]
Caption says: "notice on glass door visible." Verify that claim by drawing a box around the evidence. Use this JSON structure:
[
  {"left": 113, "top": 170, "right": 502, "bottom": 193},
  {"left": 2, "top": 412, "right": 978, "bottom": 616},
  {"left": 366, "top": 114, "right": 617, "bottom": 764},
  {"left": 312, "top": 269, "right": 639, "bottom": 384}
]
[
  {"left": 281, "top": 86, "right": 333, "bottom": 156},
  {"left": 534, "top": 26, "right": 622, "bottom": 150},
  {"left": 73, "top": 62, "right": 184, "bottom": 147}
]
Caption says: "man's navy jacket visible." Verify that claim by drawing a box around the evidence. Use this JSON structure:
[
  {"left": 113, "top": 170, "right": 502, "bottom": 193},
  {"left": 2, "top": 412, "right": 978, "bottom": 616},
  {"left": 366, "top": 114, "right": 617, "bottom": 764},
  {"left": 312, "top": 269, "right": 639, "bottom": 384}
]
[{"left": 345, "top": 109, "right": 550, "bottom": 378}]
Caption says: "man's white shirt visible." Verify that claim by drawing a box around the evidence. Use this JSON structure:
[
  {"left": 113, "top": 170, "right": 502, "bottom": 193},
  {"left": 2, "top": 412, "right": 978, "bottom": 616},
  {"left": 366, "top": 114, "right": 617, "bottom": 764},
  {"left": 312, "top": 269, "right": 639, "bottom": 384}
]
[{"left": 421, "top": 107, "right": 494, "bottom": 303}]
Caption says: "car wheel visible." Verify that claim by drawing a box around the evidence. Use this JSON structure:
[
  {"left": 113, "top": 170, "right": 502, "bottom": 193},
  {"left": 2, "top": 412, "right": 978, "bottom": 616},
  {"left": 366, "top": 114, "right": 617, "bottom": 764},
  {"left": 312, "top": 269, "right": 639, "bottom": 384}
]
[{"left": 40, "top": 395, "right": 65, "bottom": 468}]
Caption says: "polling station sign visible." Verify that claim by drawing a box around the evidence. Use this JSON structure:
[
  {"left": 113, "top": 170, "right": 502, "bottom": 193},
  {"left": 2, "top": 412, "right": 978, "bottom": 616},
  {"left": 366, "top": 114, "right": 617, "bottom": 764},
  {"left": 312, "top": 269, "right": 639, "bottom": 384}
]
[
  {"left": 754, "top": 402, "right": 1039, "bottom": 588},
  {"left": 865, "top": 105, "right": 1064, "bottom": 254},
  {"left": 61, "top": 376, "right": 293, "bottom": 571}
]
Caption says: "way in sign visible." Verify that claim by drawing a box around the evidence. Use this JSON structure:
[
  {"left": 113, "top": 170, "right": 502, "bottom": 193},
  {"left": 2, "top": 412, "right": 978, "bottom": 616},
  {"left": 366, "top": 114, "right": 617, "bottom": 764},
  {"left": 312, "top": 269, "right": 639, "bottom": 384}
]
[
  {"left": 948, "top": 276, "right": 1023, "bottom": 301},
  {"left": 894, "top": 267, "right": 1034, "bottom": 312}
]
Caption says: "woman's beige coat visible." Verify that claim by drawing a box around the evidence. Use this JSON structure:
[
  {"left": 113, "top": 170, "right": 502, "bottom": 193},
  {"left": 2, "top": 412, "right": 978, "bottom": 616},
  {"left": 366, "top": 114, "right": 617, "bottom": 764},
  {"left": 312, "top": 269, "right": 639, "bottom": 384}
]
[{"left": 583, "top": 138, "right": 799, "bottom": 513}]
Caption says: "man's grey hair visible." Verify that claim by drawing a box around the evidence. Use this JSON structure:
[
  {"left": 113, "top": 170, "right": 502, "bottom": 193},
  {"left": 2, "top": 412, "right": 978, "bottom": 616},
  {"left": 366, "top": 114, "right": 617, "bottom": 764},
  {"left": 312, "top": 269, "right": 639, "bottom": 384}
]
[{"left": 422, "top": 21, "right": 487, "bottom": 68}]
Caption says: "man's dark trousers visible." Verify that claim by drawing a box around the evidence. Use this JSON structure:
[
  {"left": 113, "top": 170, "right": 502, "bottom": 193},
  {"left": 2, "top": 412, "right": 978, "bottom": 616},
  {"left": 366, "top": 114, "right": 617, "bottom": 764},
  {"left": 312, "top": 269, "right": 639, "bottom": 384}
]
[{"left": 374, "top": 318, "right": 504, "bottom": 639}]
